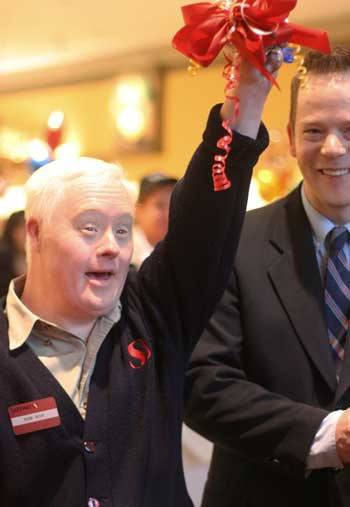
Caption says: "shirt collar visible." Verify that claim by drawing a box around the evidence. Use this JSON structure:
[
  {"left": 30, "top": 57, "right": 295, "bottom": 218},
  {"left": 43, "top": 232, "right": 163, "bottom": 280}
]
[
  {"left": 301, "top": 184, "right": 350, "bottom": 248},
  {"left": 6, "top": 275, "right": 122, "bottom": 351}
]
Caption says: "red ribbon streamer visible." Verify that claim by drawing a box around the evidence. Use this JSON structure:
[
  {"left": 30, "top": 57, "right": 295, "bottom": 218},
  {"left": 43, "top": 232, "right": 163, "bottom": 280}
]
[{"left": 211, "top": 54, "right": 240, "bottom": 191}]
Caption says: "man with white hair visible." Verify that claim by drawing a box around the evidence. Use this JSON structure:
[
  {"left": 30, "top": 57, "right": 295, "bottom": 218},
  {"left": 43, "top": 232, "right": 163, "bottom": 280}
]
[{"left": 0, "top": 56, "right": 276, "bottom": 507}]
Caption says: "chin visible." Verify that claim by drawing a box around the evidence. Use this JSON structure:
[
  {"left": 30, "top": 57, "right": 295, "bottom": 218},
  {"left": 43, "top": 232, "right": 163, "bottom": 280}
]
[
  {"left": 325, "top": 196, "right": 350, "bottom": 208},
  {"left": 78, "top": 298, "right": 116, "bottom": 318}
]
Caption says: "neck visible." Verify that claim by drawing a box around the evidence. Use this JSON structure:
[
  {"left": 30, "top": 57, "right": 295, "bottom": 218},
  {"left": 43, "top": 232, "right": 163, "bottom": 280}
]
[{"left": 21, "top": 273, "right": 96, "bottom": 340}]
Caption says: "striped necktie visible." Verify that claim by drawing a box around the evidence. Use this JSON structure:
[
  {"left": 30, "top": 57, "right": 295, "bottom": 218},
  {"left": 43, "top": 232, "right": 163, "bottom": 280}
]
[{"left": 324, "top": 226, "right": 350, "bottom": 369}]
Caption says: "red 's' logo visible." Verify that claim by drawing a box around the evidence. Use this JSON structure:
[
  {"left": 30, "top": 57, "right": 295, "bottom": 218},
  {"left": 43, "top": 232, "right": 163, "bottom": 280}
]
[{"left": 128, "top": 339, "right": 152, "bottom": 369}]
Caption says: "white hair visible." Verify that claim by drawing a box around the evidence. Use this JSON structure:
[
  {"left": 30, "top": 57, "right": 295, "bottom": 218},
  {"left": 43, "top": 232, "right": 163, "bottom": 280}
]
[{"left": 25, "top": 157, "right": 129, "bottom": 225}]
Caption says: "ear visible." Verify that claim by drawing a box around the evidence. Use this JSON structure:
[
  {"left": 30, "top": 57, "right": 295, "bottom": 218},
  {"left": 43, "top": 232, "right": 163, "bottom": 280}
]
[
  {"left": 26, "top": 218, "right": 41, "bottom": 251},
  {"left": 287, "top": 122, "right": 296, "bottom": 158}
]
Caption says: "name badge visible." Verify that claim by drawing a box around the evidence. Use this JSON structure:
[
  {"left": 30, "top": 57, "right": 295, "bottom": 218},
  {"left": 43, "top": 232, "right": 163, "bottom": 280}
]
[{"left": 8, "top": 397, "right": 61, "bottom": 436}]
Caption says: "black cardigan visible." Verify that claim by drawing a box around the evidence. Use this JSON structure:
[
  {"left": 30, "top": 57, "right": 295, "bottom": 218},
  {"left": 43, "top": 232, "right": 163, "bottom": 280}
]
[{"left": 0, "top": 106, "right": 268, "bottom": 507}]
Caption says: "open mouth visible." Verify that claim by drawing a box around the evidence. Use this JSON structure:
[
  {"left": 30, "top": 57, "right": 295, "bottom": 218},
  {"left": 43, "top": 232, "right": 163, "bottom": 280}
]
[
  {"left": 319, "top": 168, "right": 350, "bottom": 176},
  {"left": 85, "top": 271, "right": 114, "bottom": 282}
]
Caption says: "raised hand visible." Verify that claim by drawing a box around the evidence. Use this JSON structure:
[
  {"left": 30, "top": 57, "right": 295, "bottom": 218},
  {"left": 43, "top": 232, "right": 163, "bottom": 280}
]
[{"left": 221, "top": 47, "right": 283, "bottom": 138}]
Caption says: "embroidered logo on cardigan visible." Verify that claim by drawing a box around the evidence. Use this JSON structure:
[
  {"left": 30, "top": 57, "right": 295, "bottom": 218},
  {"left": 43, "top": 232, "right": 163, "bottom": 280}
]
[{"left": 128, "top": 339, "right": 152, "bottom": 369}]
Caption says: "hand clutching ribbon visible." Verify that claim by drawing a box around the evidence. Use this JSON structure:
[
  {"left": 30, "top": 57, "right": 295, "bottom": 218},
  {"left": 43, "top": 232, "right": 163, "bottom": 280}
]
[{"left": 172, "top": 0, "right": 331, "bottom": 191}]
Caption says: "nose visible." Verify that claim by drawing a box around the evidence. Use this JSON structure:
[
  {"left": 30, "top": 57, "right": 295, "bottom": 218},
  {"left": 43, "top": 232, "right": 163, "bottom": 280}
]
[
  {"left": 96, "top": 229, "right": 119, "bottom": 258},
  {"left": 321, "top": 133, "right": 347, "bottom": 157}
]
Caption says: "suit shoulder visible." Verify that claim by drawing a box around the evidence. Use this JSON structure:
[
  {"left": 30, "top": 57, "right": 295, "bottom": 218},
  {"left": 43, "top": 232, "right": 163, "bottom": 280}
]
[
  {"left": 240, "top": 195, "right": 287, "bottom": 240},
  {"left": 247, "top": 195, "right": 287, "bottom": 221}
]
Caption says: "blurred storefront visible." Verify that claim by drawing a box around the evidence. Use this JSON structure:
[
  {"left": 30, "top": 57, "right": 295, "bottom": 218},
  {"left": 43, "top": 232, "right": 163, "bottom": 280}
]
[{"left": 0, "top": 59, "right": 307, "bottom": 228}]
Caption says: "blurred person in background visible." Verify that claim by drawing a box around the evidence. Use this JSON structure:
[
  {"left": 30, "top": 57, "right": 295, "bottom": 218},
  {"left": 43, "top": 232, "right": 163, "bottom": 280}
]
[
  {"left": 132, "top": 172, "right": 177, "bottom": 267},
  {"left": 0, "top": 210, "right": 26, "bottom": 297}
]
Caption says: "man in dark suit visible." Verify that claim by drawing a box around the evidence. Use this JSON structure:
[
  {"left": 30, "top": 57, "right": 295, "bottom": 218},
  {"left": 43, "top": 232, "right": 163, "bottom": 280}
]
[{"left": 185, "top": 48, "right": 350, "bottom": 507}]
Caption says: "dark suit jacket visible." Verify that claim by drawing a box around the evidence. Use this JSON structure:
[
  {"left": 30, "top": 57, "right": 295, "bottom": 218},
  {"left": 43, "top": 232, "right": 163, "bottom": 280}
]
[{"left": 185, "top": 186, "right": 350, "bottom": 507}]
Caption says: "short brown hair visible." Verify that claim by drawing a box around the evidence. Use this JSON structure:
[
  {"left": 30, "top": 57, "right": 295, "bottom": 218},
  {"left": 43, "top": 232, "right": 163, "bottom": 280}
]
[
  {"left": 289, "top": 47, "right": 350, "bottom": 131},
  {"left": 137, "top": 173, "right": 177, "bottom": 204}
]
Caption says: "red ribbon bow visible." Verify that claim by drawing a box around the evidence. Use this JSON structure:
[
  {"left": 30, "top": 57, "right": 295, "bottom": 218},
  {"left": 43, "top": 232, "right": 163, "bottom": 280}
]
[{"left": 173, "top": 0, "right": 330, "bottom": 83}]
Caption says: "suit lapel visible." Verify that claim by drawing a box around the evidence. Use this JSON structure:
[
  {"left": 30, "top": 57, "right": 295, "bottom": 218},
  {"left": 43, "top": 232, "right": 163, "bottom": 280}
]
[{"left": 266, "top": 187, "right": 337, "bottom": 393}]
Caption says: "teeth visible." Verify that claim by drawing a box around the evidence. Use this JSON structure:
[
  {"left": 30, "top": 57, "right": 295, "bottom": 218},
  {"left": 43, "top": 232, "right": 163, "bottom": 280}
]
[{"left": 322, "top": 169, "right": 350, "bottom": 176}]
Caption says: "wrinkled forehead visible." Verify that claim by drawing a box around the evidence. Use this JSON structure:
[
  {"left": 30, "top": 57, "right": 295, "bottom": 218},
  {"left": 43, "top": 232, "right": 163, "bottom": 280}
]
[{"left": 55, "top": 176, "right": 134, "bottom": 218}]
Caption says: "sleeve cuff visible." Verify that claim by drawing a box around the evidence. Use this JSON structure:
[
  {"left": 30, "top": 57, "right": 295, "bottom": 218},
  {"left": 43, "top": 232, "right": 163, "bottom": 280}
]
[
  {"left": 202, "top": 104, "right": 269, "bottom": 160},
  {"left": 306, "top": 410, "right": 344, "bottom": 470}
]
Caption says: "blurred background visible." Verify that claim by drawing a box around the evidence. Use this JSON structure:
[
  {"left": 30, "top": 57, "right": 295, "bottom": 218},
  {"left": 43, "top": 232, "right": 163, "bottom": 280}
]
[{"left": 0, "top": 1, "right": 349, "bottom": 504}]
